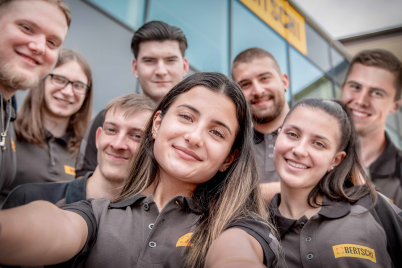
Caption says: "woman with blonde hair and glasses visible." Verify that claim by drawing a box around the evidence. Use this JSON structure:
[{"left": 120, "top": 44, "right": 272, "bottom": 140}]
[
  {"left": 0, "top": 49, "right": 93, "bottom": 202},
  {"left": 0, "top": 72, "right": 279, "bottom": 268}
]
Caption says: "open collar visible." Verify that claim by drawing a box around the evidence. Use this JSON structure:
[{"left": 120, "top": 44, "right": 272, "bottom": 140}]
[
  {"left": 369, "top": 132, "right": 400, "bottom": 176},
  {"left": 65, "top": 172, "right": 92, "bottom": 204}
]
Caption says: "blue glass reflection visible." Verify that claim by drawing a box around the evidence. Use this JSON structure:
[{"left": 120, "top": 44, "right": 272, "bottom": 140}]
[{"left": 148, "top": 0, "right": 229, "bottom": 75}]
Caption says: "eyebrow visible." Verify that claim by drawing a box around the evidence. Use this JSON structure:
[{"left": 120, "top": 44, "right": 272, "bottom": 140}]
[
  {"left": 286, "top": 124, "right": 332, "bottom": 144},
  {"left": 177, "top": 104, "right": 233, "bottom": 135},
  {"left": 237, "top": 72, "right": 272, "bottom": 84},
  {"left": 103, "top": 122, "right": 145, "bottom": 131}
]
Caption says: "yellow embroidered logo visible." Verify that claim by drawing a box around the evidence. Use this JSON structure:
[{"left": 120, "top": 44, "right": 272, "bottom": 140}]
[
  {"left": 176, "top": 233, "right": 193, "bottom": 247},
  {"left": 333, "top": 244, "right": 376, "bottom": 263},
  {"left": 64, "top": 165, "right": 76, "bottom": 176},
  {"left": 11, "top": 138, "right": 15, "bottom": 152}
]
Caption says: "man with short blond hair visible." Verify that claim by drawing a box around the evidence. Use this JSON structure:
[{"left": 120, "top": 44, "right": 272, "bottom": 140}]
[
  {"left": 0, "top": 0, "right": 71, "bottom": 196},
  {"left": 341, "top": 49, "right": 402, "bottom": 208}
]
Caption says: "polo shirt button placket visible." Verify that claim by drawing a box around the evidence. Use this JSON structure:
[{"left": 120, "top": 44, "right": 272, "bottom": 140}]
[
  {"left": 307, "top": 253, "right": 313, "bottom": 260},
  {"left": 306, "top": 237, "right": 312, "bottom": 242},
  {"left": 268, "top": 135, "right": 273, "bottom": 140},
  {"left": 149, "top": 241, "right": 156, "bottom": 248},
  {"left": 143, "top": 203, "right": 149, "bottom": 211},
  {"left": 299, "top": 222, "right": 305, "bottom": 228},
  {"left": 148, "top": 223, "right": 154, "bottom": 230}
]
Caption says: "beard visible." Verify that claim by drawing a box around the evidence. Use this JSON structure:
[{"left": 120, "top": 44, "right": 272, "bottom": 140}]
[
  {"left": 251, "top": 92, "right": 286, "bottom": 124},
  {"left": 0, "top": 61, "right": 41, "bottom": 90}
]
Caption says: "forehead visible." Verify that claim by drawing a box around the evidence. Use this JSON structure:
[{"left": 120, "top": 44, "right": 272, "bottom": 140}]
[
  {"left": 233, "top": 57, "right": 280, "bottom": 81},
  {"left": 105, "top": 108, "right": 152, "bottom": 128},
  {"left": 0, "top": 0, "right": 68, "bottom": 39},
  {"left": 138, "top": 40, "right": 183, "bottom": 58},
  {"left": 285, "top": 106, "right": 341, "bottom": 143},
  {"left": 345, "top": 63, "right": 396, "bottom": 92},
  {"left": 52, "top": 61, "right": 87, "bottom": 78}
]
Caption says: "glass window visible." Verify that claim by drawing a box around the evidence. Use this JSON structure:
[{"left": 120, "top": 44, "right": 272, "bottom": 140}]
[
  {"left": 305, "top": 23, "right": 331, "bottom": 74},
  {"left": 331, "top": 47, "right": 349, "bottom": 86},
  {"left": 290, "top": 47, "right": 333, "bottom": 103},
  {"left": 88, "top": 0, "right": 145, "bottom": 30},
  {"left": 147, "top": 0, "right": 229, "bottom": 75},
  {"left": 231, "top": 0, "right": 289, "bottom": 100}
]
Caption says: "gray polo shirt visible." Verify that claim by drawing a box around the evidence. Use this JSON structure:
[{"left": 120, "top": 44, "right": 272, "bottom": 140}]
[
  {"left": 254, "top": 129, "right": 280, "bottom": 183},
  {"left": 0, "top": 131, "right": 76, "bottom": 202},
  {"left": 0, "top": 96, "right": 17, "bottom": 200},
  {"left": 60, "top": 194, "right": 279, "bottom": 267},
  {"left": 269, "top": 193, "right": 401, "bottom": 268}
]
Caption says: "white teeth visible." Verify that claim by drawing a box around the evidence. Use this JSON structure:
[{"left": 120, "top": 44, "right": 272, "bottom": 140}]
[
  {"left": 57, "top": 99, "right": 70, "bottom": 104},
  {"left": 352, "top": 110, "right": 368, "bottom": 117},
  {"left": 287, "top": 160, "right": 308, "bottom": 169}
]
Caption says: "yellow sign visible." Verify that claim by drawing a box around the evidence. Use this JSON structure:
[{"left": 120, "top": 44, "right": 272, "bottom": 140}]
[
  {"left": 64, "top": 165, "right": 76, "bottom": 176},
  {"left": 239, "top": 0, "right": 307, "bottom": 55},
  {"left": 333, "top": 244, "right": 376, "bottom": 263},
  {"left": 176, "top": 233, "right": 193, "bottom": 247},
  {"left": 11, "top": 138, "right": 15, "bottom": 152}
]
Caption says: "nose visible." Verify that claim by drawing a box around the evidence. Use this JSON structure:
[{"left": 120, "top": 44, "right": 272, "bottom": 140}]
[
  {"left": 27, "top": 36, "right": 46, "bottom": 56},
  {"left": 292, "top": 141, "right": 308, "bottom": 158},
  {"left": 251, "top": 81, "right": 265, "bottom": 96},
  {"left": 183, "top": 126, "right": 204, "bottom": 148},
  {"left": 155, "top": 60, "right": 168, "bottom": 76},
  {"left": 59, "top": 83, "right": 75, "bottom": 97},
  {"left": 354, "top": 90, "right": 370, "bottom": 107},
  {"left": 110, "top": 133, "right": 129, "bottom": 151}
]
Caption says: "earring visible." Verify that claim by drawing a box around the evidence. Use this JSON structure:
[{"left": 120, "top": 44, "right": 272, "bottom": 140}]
[
  {"left": 152, "top": 130, "right": 156, "bottom": 139},
  {"left": 135, "top": 74, "right": 138, "bottom": 79},
  {"left": 331, "top": 167, "right": 334, "bottom": 170}
]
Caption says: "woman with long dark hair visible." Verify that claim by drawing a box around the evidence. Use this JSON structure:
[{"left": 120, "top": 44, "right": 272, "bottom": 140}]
[
  {"left": 270, "top": 98, "right": 402, "bottom": 268},
  {"left": 1, "top": 49, "right": 93, "bottom": 201},
  {"left": 0, "top": 72, "right": 279, "bottom": 268}
]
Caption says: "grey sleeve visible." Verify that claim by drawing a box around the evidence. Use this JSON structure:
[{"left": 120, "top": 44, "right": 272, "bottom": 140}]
[{"left": 225, "top": 218, "right": 278, "bottom": 267}]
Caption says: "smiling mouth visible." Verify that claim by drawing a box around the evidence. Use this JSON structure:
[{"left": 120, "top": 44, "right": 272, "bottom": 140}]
[
  {"left": 174, "top": 146, "right": 202, "bottom": 161},
  {"left": 351, "top": 109, "right": 370, "bottom": 118},
  {"left": 55, "top": 97, "right": 71, "bottom": 105},
  {"left": 251, "top": 96, "right": 273, "bottom": 106},
  {"left": 106, "top": 152, "right": 128, "bottom": 161},
  {"left": 286, "top": 159, "right": 309, "bottom": 169},
  {"left": 17, "top": 52, "right": 40, "bottom": 65}
]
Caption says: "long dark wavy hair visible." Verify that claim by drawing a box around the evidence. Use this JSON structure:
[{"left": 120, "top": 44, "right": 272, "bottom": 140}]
[
  {"left": 282, "top": 98, "right": 377, "bottom": 207},
  {"left": 115, "top": 72, "right": 274, "bottom": 268}
]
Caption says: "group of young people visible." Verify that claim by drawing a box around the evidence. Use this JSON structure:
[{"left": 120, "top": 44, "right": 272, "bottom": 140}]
[{"left": 0, "top": 0, "right": 401, "bottom": 267}]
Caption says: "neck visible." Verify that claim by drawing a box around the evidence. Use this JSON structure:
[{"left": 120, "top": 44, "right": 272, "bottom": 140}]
[
  {"left": 42, "top": 110, "right": 70, "bottom": 138},
  {"left": 253, "top": 103, "right": 290, "bottom": 134},
  {"left": 279, "top": 183, "right": 322, "bottom": 220},
  {"left": 358, "top": 127, "right": 386, "bottom": 167},
  {"left": 0, "top": 84, "right": 15, "bottom": 101},
  {"left": 86, "top": 167, "right": 124, "bottom": 201},
  {"left": 142, "top": 170, "right": 196, "bottom": 211}
]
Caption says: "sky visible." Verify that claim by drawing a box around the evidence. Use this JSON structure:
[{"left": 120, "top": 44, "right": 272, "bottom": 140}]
[{"left": 292, "top": 0, "right": 402, "bottom": 40}]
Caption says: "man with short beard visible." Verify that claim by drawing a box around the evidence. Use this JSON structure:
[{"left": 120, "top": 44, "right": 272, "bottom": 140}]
[
  {"left": 232, "top": 47, "right": 290, "bottom": 202},
  {"left": 0, "top": 0, "right": 70, "bottom": 193}
]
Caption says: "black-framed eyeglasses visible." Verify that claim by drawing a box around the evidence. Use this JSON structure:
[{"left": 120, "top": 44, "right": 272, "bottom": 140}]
[{"left": 48, "top": 74, "right": 90, "bottom": 95}]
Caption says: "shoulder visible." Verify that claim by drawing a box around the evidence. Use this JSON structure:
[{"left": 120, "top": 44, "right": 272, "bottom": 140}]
[
  {"left": 225, "top": 217, "right": 279, "bottom": 267},
  {"left": 2, "top": 182, "right": 69, "bottom": 209}
]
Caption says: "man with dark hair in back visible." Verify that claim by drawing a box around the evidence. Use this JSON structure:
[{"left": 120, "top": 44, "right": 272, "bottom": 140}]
[
  {"left": 232, "top": 47, "right": 290, "bottom": 203},
  {"left": 341, "top": 49, "right": 402, "bottom": 208},
  {"left": 0, "top": 0, "right": 70, "bottom": 197},
  {"left": 75, "top": 21, "right": 189, "bottom": 178}
]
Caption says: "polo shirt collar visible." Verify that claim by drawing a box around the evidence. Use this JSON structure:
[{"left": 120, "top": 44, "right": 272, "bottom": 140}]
[
  {"left": 45, "top": 129, "right": 71, "bottom": 145},
  {"left": 253, "top": 128, "right": 278, "bottom": 144},
  {"left": 369, "top": 132, "right": 399, "bottom": 176},
  {"left": 1, "top": 94, "right": 16, "bottom": 122},
  {"left": 65, "top": 172, "right": 92, "bottom": 204},
  {"left": 269, "top": 193, "right": 351, "bottom": 237}
]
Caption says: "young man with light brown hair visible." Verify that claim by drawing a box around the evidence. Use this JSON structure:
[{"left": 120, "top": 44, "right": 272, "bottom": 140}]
[
  {"left": 341, "top": 49, "right": 402, "bottom": 208},
  {"left": 232, "top": 47, "right": 290, "bottom": 203},
  {"left": 2, "top": 94, "right": 155, "bottom": 209},
  {"left": 0, "top": 0, "right": 71, "bottom": 195}
]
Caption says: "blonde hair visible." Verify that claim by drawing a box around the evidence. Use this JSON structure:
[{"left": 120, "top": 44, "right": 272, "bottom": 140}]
[{"left": 15, "top": 49, "right": 93, "bottom": 154}]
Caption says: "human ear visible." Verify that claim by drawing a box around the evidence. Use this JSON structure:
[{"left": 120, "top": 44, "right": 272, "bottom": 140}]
[
  {"left": 328, "top": 151, "right": 346, "bottom": 172},
  {"left": 219, "top": 149, "right": 239, "bottom": 172},
  {"left": 182, "top": 57, "right": 189, "bottom": 76},
  {"left": 152, "top": 111, "right": 162, "bottom": 139},
  {"left": 132, "top": 59, "right": 139, "bottom": 78},
  {"left": 281, "top": 73, "right": 290, "bottom": 92},
  {"left": 95, "top": 127, "right": 102, "bottom": 150},
  {"left": 390, "top": 98, "right": 402, "bottom": 113}
]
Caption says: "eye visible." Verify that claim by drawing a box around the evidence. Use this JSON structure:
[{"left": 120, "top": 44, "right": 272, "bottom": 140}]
[
  {"left": 260, "top": 76, "right": 270, "bottom": 82},
  {"left": 371, "top": 90, "right": 384, "bottom": 97},
  {"left": 211, "top": 129, "right": 224, "bottom": 139},
  {"left": 239, "top": 81, "right": 251, "bottom": 89},
  {"left": 47, "top": 40, "right": 57, "bottom": 49},
  {"left": 105, "top": 127, "right": 116, "bottom": 134},
  {"left": 130, "top": 133, "right": 142, "bottom": 141},
  {"left": 20, "top": 24, "right": 32, "bottom": 33},
  {"left": 179, "top": 113, "right": 193, "bottom": 122},
  {"left": 313, "top": 141, "right": 326, "bottom": 148},
  {"left": 286, "top": 131, "right": 298, "bottom": 138}
]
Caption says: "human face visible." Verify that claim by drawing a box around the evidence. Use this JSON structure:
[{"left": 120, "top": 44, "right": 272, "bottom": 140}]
[
  {"left": 274, "top": 107, "right": 345, "bottom": 192},
  {"left": 132, "top": 40, "right": 189, "bottom": 104},
  {"left": 152, "top": 86, "right": 239, "bottom": 189},
  {"left": 233, "top": 57, "right": 289, "bottom": 123},
  {"left": 96, "top": 108, "right": 153, "bottom": 182},
  {"left": 341, "top": 63, "right": 401, "bottom": 136},
  {"left": 0, "top": 0, "right": 68, "bottom": 98},
  {"left": 43, "top": 61, "right": 87, "bottom": 120}
]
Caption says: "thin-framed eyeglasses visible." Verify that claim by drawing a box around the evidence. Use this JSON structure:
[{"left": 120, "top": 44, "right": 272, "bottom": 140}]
[{"left": 48, "top": 74, "right": 89, "bottom": 95}]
